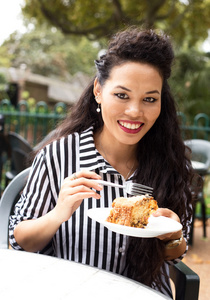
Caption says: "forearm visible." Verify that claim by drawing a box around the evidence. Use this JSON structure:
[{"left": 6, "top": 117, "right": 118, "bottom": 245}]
[
  {"left": 153, "top": 209, "right": 187, "bottom": 261},
  {"left": 14, "top": 209, "right": 62, "bottom": 253},
  {"left": 13, "top": 171, "right": 102, "bottom": 252}
]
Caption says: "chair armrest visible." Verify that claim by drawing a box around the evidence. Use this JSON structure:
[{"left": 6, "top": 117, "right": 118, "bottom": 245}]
[{"left": 169, "top": 261, "right": 200, "bottom": 300}]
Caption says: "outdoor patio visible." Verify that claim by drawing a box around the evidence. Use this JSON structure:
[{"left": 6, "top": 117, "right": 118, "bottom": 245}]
[{"left": 183, "top": 219, "right": 210, "bottom": 300}]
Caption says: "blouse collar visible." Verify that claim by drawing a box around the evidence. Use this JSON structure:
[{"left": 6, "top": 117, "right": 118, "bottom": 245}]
[
  {"left": 79, "top": 127, "right": 118, "bottom": 175},
  {"left": 79, "top": 127, "right": 136, "bottom": 180}
]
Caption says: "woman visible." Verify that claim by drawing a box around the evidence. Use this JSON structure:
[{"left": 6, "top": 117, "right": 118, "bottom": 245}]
[{"left": 9, "top": 27, "right": 193, "bottom": 297}]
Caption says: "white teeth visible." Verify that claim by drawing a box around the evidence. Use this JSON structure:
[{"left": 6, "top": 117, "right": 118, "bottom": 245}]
[{"left": 119, "top": 121, "right": 141, "bottom": 129}]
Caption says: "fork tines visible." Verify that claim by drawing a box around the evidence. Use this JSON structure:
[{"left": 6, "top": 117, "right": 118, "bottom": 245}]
[
  {"left": 130, "top": 189, "right": 153, "bottom": 196},
  {"left": 129, "top": 183, "right": 153, "bottom": 196}
]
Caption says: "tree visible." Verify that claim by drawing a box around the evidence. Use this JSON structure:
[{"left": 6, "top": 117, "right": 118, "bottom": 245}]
[
  {"left": 2, "top": 25, "right": 101, "bottom": 79},
  {"left": 0, "top": 73, "right": 9, "bottom": 100},
  {"left": 169, "top": 50, "right": 210, "bottom": 117},
  {"left": 0, "top": 45, "right": 13, "bottom": 68},
  {"left": 2, "top": 0, "right": 210, "bottom": 117},
  {"left": 22, "top": 0, "right": 210, "bottom": 47}
]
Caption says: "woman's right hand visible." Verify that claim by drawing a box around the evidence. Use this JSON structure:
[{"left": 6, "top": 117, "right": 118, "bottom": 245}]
[
  {"left": 53, "top": 170, "right": 103, "bottom": 224},
  {"left": 14, "top": 170, "right": 103, "bottom": 252}
]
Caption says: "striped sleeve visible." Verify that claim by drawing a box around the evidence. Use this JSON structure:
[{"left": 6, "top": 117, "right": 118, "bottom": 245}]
[
  {"left": 9, "top": 129, "right": 129, "bottom": 275},
  {"left": 9, "top": 149, "right": 54, "bottom": 251},
  {"left": 9, "top": 133, "right": 80, "bottom": 254}
]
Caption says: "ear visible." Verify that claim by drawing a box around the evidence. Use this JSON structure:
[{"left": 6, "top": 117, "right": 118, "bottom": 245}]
[{"left": 93, "top": 78, "right": 102, "bottom": 104}]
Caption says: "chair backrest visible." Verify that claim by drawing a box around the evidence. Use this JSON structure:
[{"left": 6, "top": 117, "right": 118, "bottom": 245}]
[
  {"left": 8, "top": 132, "right": 33, "bottom": 173},
  {"left": 169, "top": 261, "right": 200, "bottom": 300},
  {"left": 185, "top": 139, "right": 210, "bottom": 172},
  {"left": 0, "top": 167, "right": 31, "bottom": 249}
]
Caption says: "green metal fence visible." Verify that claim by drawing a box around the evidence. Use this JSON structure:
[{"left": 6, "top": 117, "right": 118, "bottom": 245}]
[
  {"left": 0, "top": 100, "right": 209, "bottom": 194},
  {"left": 0, "top": 99, "right": 67, "bottom": 145},
  {"left": 178, "top": 112, "right": 210, "bottom": 141},
  {"left": 0, "top": 100, "right": 209, "bottom": 144}
]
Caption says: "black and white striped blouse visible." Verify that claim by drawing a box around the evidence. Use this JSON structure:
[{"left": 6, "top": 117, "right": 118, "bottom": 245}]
[
  {"left": 9, "top": 127, "right": 188, "bottom": 286},
  {"left": 9, "top": 127, "right": 131, "bottom": 274}
]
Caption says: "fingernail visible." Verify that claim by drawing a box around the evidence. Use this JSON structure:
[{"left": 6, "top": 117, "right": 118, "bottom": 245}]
[{"left": 97, "top": 184, "right": 103, "bottom": 190}]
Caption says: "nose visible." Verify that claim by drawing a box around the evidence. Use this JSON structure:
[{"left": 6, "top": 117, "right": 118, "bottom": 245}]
[{"left": 125, "top": 101, "right": 143, "bottom": 118}]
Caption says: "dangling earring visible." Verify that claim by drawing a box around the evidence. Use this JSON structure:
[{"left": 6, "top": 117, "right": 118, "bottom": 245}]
[
  {"left": 95, "top": 93, "right": 101, "bottom": 113},
  {"left": 96, "top": 103, "right": 101, "bottom": 113}
]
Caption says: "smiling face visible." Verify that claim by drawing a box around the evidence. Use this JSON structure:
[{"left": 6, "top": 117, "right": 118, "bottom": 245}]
[{"left": 94, "top": 62, "right": 162, "bottom": 148}]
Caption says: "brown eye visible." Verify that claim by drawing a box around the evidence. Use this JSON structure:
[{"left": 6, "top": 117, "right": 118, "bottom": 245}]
[
  {"left": 114, "top": 93, "right": 129, "bottom": 99},
  {"left": 143, "top": 97, "right": 157, "bottom": 103}
]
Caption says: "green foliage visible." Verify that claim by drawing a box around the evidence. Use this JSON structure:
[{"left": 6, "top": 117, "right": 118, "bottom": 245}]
[
  {"left": 170, "top": 49, "right": 210, "bottom": 119},
  {"left": 1, "top": 0, "right": 210, "bottom": 120},
  {"left": 2, "top": 24, "right": 100, "bottom": 78},
  {"left": 0, "top": 45, "right": 13, "bottom": 68},
  {"left": 0, "top": 73, "right": 9, "bottom": 100},
  {"left": 196, "top": 175, "right": 210, "bottom": 217},
  {"left": 0, "top": 73, "right": 7, "bottom": 84},
  {"left": 22, "top": 90, "right": 30, "bottom": 100},
  {"left": 22, "top": 0, "right": 210, "bottom": 47}
]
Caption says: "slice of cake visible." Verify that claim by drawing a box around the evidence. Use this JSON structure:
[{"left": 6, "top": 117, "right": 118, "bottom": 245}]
[{"left": 106, "top": 195, "right": 158, "bottom": 228}]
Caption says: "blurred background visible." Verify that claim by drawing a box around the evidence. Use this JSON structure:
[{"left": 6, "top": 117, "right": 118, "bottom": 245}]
[
  {"left": 1, "top": 0, "right": 210, "bottom": 117},
  {"left": 0, "top": 1, "right": 210, "bottom": 299}
]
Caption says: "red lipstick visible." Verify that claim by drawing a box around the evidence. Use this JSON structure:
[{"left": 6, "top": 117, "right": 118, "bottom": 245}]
[{"left": 118, "top": 120, "right": 144, "bottom": 134}]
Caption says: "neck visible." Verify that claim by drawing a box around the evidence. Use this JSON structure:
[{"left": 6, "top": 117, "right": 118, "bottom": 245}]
[{"left": 94, "top": 130, "right": 138, "bottom": 180}]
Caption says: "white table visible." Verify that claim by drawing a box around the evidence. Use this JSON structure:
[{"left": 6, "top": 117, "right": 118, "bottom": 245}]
[{"left": 0, "top": 249, "right": 170, "bottom": 300}]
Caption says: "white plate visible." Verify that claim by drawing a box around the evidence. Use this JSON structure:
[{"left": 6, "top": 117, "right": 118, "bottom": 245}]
[{"left": 87, "top": 208, "right": 182, "bottom": 238}]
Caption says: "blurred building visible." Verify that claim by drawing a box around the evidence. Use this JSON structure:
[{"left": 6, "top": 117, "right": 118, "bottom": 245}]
[{"left": 0, "top": 67, "right": 90, "bottom": 106}]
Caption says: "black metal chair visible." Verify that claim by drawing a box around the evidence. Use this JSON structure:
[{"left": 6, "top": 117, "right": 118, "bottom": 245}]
[
  {"left": 0, "top": 168, "right": 200, "bottom": 300},
  {"left": 169, "top": 262, "right": 200, "bottom": 300},
  {"left": 185, "top": 139, "right": 210, "bottom": 245},
  {"left": 5, "top": 132, "right": 33, "bottom": 187}
]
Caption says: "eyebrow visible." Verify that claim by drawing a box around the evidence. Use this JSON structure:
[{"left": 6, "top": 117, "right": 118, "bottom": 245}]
[
  {"left": 146, "top": 90, "right": 160, "bottom": 95},
  {"left": 115, "top": 86, "right": 160, "bottom": 95},
  {"left": 115, "top": 85, "right": 132, "bottom": 92}
]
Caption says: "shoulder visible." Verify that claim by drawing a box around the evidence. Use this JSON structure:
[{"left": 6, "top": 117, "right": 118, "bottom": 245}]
[
  {"left": 44, "top": 131, "right": 80, "bottom": 153},
  {"left": 37, "top": 127, "right": 94, "bottom": 162}
]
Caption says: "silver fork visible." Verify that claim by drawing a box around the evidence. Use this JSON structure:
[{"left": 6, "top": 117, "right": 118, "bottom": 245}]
[{"left": 95, "top": 180, "right": 153, "bottom": 196}]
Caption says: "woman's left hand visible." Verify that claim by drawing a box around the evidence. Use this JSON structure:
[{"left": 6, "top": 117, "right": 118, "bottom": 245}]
[{"left": 152, "top": 208, "right": 182, "bottom": 242}]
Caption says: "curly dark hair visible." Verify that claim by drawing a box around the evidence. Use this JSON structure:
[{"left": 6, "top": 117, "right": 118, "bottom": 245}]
[{"left": 38, "top": 27, "right": 194, "bottom": 291}]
